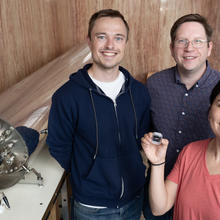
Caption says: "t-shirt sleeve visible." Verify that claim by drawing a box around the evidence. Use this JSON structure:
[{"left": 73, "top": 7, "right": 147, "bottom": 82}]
[{"left": 166, "top": 157, "right": 180, "bottom": 184}]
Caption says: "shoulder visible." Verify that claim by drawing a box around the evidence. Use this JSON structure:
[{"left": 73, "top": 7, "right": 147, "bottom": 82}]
[
  {"left": 148, "top": 66, "right": 175, "bottom": 79},
  {"left": 146, "top": 66, "right": 176, "bottom": 87},
  {"left": 52, "top": 75, "right": 86, "bottom": 109},
  {"left": 205, "top": 65, "right": 220, "bottom": 86},
  {"left": 210, "top": 66, "right": 220, "bottom": 76},
  {"left": 179, "top": 139, "right": 210, "bottom": 160},
  {"left": 120, "top": 67, "right": 151, "bottom": 106},
  {"left": 131, "top": 77, "right": 149, "bottom": 92},
  {"left": 130, "top": 77, "right": 150, "bottom": 101},
  {"left": 52, "top": 79, "right": 76, "bottom": 100},
  {"left": 53, "top": 66, "right": 89, "bottom": 98},
  {"left": 120, "top": 66, "right": 149, "bottom": 93},
  {"left": 210, "top": 68, "right": 220, "bottom": 83}
]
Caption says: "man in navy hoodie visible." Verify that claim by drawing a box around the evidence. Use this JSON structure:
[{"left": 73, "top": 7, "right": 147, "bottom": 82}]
[{"left": 46, "top": 9, "right": 151, "bottom": 220}]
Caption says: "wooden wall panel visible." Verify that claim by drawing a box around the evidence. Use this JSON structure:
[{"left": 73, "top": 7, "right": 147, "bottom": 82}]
[
  {"left": 0, "top": 43, "right": 91, "bottom": 129},
  {"left": 0, "top": 0, "right": 76, "bottom": 92},
  {"left": 0, "top": 0, "right": 220, "bottom": 93}
]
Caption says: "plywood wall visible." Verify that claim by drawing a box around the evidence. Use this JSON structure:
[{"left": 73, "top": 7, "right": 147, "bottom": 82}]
[{"left": 1, "top": 0, "right": 220, "bottom": 92}]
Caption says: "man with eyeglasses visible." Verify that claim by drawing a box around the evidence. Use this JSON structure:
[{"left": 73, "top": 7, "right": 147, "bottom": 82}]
[{"left": 143, "top": 14, "right": 220, "bottom": 220}]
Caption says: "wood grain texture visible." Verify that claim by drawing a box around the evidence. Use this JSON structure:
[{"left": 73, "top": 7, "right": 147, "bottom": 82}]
[
  {"left": 0, "top": 0, "right": 76, "bottom": 92},
  {"left": 0, "top": 43, "right": 91, "bottom": 130},
  {"left": 0, "top": 0, "right": 220, "bottom": 92}
]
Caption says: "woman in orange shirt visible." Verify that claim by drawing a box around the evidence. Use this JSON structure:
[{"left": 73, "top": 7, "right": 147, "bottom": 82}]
[{"left": 141, "top": 80, "right": 220, "bottom": 220}]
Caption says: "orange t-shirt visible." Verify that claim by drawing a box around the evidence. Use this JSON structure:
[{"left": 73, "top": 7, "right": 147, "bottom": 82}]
[{"left": 167, "top": 139, "right": 220, "bottom": 220}]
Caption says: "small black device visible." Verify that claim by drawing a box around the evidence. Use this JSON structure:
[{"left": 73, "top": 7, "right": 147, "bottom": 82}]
[{"left": 152, "top": 132, "right": 163, "bottom": 145}]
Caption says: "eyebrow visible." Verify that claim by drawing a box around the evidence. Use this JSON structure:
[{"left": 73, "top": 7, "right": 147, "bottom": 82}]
[
  {"left": 95, "top": 33, "right": 126, "bottom": 38},
  {"left": 95, "top": 32, "right": 106, "bottom": 36},
  {"left": 115, "top": 33, "right": 126, "bottom": 37}
]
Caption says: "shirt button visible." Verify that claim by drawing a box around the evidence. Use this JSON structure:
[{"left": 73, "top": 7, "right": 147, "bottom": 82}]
[
  {"left": 176, "top": 149, "right": 180, "bottom": 153},
  {"left": 196, "top": 84, "right": 199, "bottom": 88},
  {"left": 178, "top": 130, "right": 182, "bottom": 134},
  {"left": 185, "top": 93, "right": 188, "bottom": 96},
  {"left": 181, "top": 112, "right": 185, "bottom": 115}
]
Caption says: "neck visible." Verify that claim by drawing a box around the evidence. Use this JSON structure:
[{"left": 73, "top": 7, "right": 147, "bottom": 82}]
[
  {"left": 178, "top": 64, "right": 206, "bottom": 90},
  {"left": 208, "top": 138, "right": 220, "bottom": 161},
  {"left": 88, "top": 65, "right": 120, "bottom": 82}
]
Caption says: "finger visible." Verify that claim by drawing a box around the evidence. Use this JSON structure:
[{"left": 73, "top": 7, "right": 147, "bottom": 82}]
[
  {"left": 142, "top": 133, "right": 152, "bottom": 143},
  {"left": 141, "top": 138, "right": 150, "bottom": 149},
  {"left": 161, "top": 138, "right": 169, "bottom": 147},
  {"left": 143, "top": 132, "right": 152, "bottom": 139},
  {"left": 145, "top": 133, "right": 153, "bottom": 142}
]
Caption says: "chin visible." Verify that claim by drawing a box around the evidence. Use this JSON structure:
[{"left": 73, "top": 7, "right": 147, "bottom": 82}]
[{"left": 101, "top": 62, "right": 121, "bottom": 70}]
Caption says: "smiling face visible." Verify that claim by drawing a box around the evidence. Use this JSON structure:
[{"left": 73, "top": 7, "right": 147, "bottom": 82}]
[
  {"left": 209, "top": 94, "right": 220, "bottom": 138},
  {"left": 170, "top": 22, "right": 213, "bottom": 75},
  {"left": 87, "top": 17, "right": 127, "bottom": 72}
]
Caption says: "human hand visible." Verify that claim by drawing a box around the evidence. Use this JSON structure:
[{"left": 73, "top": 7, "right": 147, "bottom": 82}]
[{"left": 141, "top": 132, "right": 168, "bottom": 164}]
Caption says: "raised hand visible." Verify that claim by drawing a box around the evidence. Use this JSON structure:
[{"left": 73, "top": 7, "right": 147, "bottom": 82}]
[{"left": 141, "top": 132, "right": 169, "bottom": 164}]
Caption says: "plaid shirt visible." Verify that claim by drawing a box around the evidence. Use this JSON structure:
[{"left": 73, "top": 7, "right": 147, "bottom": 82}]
[{"left": 146, "top": 62, "right": 220, "bottom": 176}]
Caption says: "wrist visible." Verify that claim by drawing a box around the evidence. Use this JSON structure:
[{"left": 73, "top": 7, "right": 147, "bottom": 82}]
[{"left": 151, "top": 161, "right": 166, "bottom": 166}]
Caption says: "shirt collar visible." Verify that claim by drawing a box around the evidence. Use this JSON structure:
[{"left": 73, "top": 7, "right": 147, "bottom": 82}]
[{"left": 174, "top": 60, "right": 211, "bottom": 88}]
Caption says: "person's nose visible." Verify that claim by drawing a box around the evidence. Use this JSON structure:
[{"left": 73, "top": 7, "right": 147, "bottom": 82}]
[
  {"left": 105, "top": 37, "right": 114, "bottom": 50},
  {"left": 184, "top": 40, "right": 195, "bottom": 51}
]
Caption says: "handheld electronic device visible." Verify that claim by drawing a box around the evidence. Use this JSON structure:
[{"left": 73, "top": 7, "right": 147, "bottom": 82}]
[{"left": 152, "top": 132, "right": 163, "bottom": 145}]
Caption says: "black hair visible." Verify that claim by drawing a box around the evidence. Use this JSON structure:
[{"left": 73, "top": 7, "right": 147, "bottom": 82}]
[{"left": 210, "top": 80, "right": 220, "bottom": 105}]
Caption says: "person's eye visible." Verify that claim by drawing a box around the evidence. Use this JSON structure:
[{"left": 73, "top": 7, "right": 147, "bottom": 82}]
[
  {"left": 97, "top": 35, "right": 106, "bottom": 40},
  {"left": 177, "top": 39, "right": 186, "bottom": 44},
  {"left": 194, "top": 39, "right": 203, "bottom": 44},
  {"left": 115, "top": 36, "right": 124, "bottom": 42}
]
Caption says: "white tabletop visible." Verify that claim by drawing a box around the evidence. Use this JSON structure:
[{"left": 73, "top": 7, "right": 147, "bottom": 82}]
[{"left": 0, "top": 142, "right": 64, "bottom": 220}]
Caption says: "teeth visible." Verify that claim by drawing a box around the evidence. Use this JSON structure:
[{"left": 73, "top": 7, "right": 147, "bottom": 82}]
[
  {"left": 184, "top": 56, "right": 194, "bottom": 60},
  {"left": 103, "top": 52, "right": 115, "bottom": 56}
]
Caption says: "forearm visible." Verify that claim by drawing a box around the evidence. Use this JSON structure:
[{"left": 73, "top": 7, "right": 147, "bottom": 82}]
[{"left": 149, "top": 164, "right": 169, "bottom": 215}]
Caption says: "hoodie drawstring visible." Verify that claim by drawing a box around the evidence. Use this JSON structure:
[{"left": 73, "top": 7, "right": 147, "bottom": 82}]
[
  {"left": 89, "top": 87, "right": 139, "bottom": 160},
  {"left": 89, "top": 88, "right": 99, "bottom": 159},
  {"left": 129, "top": 88, "right": 138, "bottom": 140}
]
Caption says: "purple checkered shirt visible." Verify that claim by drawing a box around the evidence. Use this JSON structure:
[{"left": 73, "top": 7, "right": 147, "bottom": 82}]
[{"left": 146, "top": 62, "right": 220, "bottom": 176}]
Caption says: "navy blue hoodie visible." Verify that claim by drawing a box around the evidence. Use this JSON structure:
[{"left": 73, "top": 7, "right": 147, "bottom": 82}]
[{"left": 46, "top": 64, "right": 151, "bottom": 208}]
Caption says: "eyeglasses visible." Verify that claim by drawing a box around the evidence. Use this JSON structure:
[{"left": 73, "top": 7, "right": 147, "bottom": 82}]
[{"left": 174, "top": 39, "right": 208, "bottom": 48}]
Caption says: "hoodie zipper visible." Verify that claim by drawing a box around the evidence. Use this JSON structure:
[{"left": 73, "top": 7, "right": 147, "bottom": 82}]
[
  {"left": 90, "top": 87, "right": 136, "bottom": 202},
  {"left": 113, "top": 100, "right": 121, "bottom": 145},
  {"left": 113, "top": 100, "right": 125, "bottom": 202}
]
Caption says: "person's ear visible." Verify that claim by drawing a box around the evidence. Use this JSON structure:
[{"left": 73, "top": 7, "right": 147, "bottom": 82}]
[
  {"left": 207, "top": 41, "right": 213, "bottom": 57},
  {"left": 170, "top": 42, "right": 175, "bottom": 57},
  {"left": 87, "top": 36, "right": 92, "bottom": 49}
]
